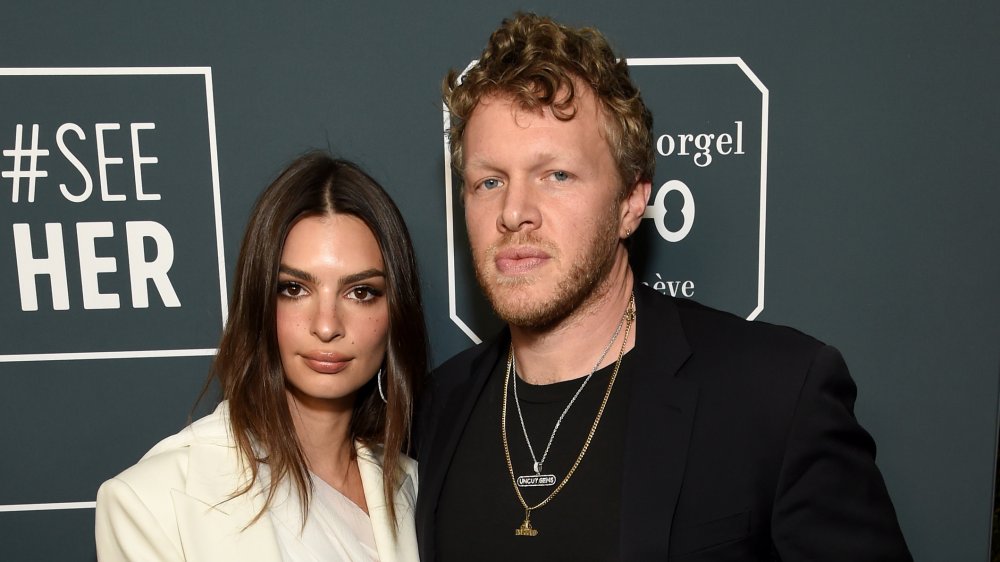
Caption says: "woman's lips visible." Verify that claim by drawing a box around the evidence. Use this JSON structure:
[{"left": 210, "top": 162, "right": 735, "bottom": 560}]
[{"left": 301, "top": 353, "right": 351, "bottom": 374}]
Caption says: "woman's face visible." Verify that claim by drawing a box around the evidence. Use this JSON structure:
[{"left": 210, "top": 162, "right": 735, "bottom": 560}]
[{"left": 276, "top": 213, "right": 389, "bottom": 410}]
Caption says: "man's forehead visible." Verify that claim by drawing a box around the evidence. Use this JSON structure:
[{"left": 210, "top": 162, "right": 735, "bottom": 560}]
[
  {"left": 473, "top": 80, "right": 602, "bottom": 119},
  {"left": 471, "top": 93, "right": 546, "bottom": 126}
]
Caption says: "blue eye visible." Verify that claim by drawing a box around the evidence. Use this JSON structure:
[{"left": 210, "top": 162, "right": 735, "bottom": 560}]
[
  {"left": 480, "top": 178, "right": 502, "bottom": 190},
  {"left": 551, "top": 171, "right": 570, "bottom": 181}
]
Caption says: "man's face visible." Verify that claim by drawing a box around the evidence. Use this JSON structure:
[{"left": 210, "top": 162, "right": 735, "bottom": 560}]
[{"left": 461, "top": 88, "right": 629, "bottom": 330}]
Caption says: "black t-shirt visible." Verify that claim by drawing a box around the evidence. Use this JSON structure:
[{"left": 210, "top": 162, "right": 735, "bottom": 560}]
[{"left": 435, "top": 351, "right": 634, "bottom": 561}]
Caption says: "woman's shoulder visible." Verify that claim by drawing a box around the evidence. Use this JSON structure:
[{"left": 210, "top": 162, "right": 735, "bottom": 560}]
[
  {"left": 104, "top": 402, "right": 234, "bottom": 492},
  {"left": 356, "top": 442, "right": 418, "bottom": 479},
  {"left": 94, "top": 402, "right": 272, "bottom": 561},
  {"left": 397, "top": 450, "right": 418, "bottom": 481}
]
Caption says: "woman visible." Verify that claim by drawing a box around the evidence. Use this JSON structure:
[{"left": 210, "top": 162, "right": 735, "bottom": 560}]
[{"left": 95, "top": 152, "right": 427, "bottom": 561}]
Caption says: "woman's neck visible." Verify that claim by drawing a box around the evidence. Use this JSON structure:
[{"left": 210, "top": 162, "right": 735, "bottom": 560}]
[{"left": 285, "top": 391, "right": 367, "bottom": 511}]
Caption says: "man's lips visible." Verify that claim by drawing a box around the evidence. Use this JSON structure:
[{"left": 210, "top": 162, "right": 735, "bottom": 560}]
[
  {"left": 301, "top": 352, "right": 352, "bottom": 374},
  {"left": 494, "top": 246, "right": 551, "bottom": 274}
]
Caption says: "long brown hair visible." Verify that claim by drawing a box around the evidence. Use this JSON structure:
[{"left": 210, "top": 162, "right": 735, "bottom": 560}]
[{"left": 208, "top": 151, "right": 426, "bottom": 526}]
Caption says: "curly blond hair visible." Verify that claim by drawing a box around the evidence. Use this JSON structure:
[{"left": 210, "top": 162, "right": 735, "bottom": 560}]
[{"left": 444, "top": 13, "right": 654, "bottom": 194}]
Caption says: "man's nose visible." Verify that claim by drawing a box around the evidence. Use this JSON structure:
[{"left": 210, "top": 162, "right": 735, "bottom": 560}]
[{"left": 498, "top": 180, "right": 541, "bottom": 233}]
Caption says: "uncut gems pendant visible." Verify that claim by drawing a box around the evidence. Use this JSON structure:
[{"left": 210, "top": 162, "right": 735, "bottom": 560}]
[
  {"left": 515, "top": 509, "right": 539, "bottom": 537},
  {"left": 516, "top": 462, "right": 557, "bottom": 488}
]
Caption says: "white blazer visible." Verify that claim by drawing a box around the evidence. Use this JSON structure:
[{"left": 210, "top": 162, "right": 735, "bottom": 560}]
[{"left": 95, "top": 403, "right": 418, "bottom": 562}]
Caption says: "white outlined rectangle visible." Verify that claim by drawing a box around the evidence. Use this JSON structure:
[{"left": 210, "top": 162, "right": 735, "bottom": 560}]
[
  {"left": 0, "top": 67, "right": 228, "bottom": 363},
  {"left": 0, "top": 501, "right": 95, "bottom": 513},
  {"left": 625, "top": 58, "right": 768, "bottom": 321}
]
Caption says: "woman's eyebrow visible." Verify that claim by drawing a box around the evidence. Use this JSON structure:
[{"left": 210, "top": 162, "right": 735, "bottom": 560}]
[
  {"left": 341, "top": 269, "right": 385, "bottom": 286},
  {"left": 278, "top": 264, "right": 317, "bottom": 284},
  {"left": 278, "top": 266, "right": 384, "bottom": 286}
]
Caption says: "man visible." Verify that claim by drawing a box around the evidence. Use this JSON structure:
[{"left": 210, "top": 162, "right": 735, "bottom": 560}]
[{"left": 416, "top": 13, "right": 911, "bottom": 561}]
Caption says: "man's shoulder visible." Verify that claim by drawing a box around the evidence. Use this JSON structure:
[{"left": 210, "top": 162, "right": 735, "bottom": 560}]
[
  {"left": 642, "top": 291, "right": 850, "bottom": 426},
  {"left": 668, "top": 293, "right": 826, "bottom": 356},
  {"left": 431, "top": 333, "right": 506, "bottom": 386},
  {"left": 636, "top": 288, "right": 830, "bottom": 380},
  {"left": 433, "top": 340, "right": 487, "bottom": 373}
]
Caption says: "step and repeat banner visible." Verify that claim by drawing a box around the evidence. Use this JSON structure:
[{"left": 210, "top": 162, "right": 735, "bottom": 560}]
[{"left": 1, "top": 2, "right": 998, "bottom": 560}]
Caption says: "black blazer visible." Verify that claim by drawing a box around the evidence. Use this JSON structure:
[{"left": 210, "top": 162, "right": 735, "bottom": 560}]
[{"left": 416, "top": 285, "right": 911, "bottom": 560}]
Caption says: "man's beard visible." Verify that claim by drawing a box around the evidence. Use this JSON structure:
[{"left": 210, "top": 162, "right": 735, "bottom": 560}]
[{"left": 472, "top": 209, "right": 620, "bottom": 331}]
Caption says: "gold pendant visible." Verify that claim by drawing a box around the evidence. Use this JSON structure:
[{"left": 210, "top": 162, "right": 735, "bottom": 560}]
[{"left": 515, "top": 510, "right": 539, "bottom": 536}]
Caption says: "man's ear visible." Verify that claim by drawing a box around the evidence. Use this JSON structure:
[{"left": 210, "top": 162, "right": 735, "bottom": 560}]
[{"left": 619, "top": 178, "right": 652, "bottom": 238}]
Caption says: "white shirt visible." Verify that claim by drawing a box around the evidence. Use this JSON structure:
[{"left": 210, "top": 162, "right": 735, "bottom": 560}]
[{"left": 267, "top": 469, "right": 380, "bottom": 562}]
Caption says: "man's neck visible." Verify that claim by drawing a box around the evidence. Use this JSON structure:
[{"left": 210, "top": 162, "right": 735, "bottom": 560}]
[{"left": 510, "top": 263, "right": 636, "bottom": 385}]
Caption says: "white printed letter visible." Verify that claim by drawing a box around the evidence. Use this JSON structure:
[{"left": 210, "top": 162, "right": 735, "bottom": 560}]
[
  {"left": 77, "top": 222, "right": 120, "bottom": 310},
  {"left": 95, "top": 123, "right": 126, "bottom": 201},
  {"left": 12, "top": 223, "right": 70, "bottom": 311},
  {"left": 130, "top": 123, "right": 160, "bottom": 201},
  {"left": 56, "top": 123, "right": 94, "bottom": 203},
  {"left": 125, "top": 221, "right": 180, "bottom": 308}
]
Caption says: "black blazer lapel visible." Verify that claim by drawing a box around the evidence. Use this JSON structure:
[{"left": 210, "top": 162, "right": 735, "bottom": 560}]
[
  {"left": 417, "top": 331, "right": 508, "bottom": 561},
  {"left": 620, "top": 286, "right": 697, "bottom": 559}
]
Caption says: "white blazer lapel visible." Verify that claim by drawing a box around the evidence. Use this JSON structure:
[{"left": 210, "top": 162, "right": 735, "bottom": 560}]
[
  {"left": 172, "top": 439, "right": 283, "bottom": 562},
  {"left": 357, "top": 443, "right": 419, "bottom": 562}
]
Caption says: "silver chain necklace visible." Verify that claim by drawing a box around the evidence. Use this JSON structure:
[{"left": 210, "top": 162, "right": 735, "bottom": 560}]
[{"left": 510, "top": 296, "right": 631, "bottom": 487}]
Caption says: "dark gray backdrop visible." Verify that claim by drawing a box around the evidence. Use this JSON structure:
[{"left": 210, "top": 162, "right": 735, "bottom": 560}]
[{"left": 1, "top": 2, "right": 997, "bottom": 560}]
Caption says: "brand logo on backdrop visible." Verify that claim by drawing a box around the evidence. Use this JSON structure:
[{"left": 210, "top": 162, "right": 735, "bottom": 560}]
[
  {"left": 443, "top": 58, "right": 768, "bottom": 343},
  {"left": 0, "top": 67, "right": 226, "bottom": 361}
]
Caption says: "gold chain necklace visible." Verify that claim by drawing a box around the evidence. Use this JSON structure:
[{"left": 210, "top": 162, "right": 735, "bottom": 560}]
[{"left": 501, "top": 293, "right": 636, "bottom": 537}]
